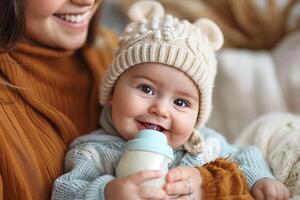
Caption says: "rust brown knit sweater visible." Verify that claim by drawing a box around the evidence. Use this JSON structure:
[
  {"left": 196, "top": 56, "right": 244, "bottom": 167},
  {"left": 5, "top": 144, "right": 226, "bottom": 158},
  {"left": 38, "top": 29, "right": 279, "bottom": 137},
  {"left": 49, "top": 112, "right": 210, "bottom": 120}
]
[
  {"left": 0, "top": 31, "right": 253, "bottom": 200},
  {"left": 0, "top": 28, "right": 117, "bottom": 199}
]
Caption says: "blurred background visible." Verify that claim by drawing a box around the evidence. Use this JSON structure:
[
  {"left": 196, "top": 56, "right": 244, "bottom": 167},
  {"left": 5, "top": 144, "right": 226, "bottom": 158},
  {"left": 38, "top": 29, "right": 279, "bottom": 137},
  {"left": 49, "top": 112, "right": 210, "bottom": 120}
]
[
  {"left": 101, "top": 0, "right": 300, "bottom": 142},
  {"left": 102, "top": 0, "right": 127, "bottom": 34}
]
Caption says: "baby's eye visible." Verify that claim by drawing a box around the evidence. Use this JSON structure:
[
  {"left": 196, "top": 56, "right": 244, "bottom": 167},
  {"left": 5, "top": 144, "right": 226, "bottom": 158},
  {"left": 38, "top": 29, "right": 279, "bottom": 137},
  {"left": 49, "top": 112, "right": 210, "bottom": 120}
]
[
  {"left": 138, "top": 85, "right": 155, "bottom": 95},
  {"left": 174, "top": 98, "right": 189, "bottom": 107}
]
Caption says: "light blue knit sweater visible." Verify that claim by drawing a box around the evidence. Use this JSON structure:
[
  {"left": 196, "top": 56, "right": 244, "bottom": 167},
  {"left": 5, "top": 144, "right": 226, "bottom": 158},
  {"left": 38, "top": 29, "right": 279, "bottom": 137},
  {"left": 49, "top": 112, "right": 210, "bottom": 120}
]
[
  {"left": 51, "top": 127, "right": 274, "bottom": 200},
  {"left": 51, "top": 108, "right": 274, "bottom": 200}
]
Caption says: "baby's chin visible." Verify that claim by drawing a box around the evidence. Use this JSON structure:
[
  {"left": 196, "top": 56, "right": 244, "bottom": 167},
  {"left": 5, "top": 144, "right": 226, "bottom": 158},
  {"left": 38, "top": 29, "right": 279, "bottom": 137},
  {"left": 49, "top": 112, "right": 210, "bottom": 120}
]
[{"left": 167, "top": 140, "right": 184, "bottom": 149}]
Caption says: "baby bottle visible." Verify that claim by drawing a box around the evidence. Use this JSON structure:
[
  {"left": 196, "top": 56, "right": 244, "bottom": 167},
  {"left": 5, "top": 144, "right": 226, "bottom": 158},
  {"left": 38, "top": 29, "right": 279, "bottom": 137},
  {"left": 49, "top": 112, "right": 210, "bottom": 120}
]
[{"left": 116, "top": 129, "right": 174, "bottom": 188}]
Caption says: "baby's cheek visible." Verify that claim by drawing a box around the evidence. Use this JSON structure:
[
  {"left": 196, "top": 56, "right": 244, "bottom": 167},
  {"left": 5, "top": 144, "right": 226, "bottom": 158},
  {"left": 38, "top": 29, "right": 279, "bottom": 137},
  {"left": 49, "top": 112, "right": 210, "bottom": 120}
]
[{"left": 170, "top": 130, "right": 193, "bottom": 148}]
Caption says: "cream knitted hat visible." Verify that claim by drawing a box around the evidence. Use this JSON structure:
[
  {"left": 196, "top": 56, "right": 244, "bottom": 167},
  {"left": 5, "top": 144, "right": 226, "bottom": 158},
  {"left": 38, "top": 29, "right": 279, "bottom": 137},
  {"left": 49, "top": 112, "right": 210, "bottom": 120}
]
[{"left": 100, "top": 0, "right": 223, "bottom": 128}]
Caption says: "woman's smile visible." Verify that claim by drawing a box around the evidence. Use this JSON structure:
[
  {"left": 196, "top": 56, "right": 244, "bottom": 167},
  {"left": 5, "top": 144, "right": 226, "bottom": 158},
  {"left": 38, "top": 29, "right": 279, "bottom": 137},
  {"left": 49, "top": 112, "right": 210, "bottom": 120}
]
[
  {"left": 52, "top": 11, "right": 91, "bottom": 30},
  {"left": 53, "top": 11, "right": 90, "bottom": 24}
]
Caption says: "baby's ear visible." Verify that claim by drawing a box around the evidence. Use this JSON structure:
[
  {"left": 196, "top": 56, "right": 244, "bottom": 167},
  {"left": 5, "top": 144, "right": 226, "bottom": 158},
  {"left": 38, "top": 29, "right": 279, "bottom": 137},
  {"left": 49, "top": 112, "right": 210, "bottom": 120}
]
[
  {"left": 127, "top": 0, "right": 164, "bottom": 22},
  {"left": 194, "top": 18, "right": 224, "bottom": 51}
]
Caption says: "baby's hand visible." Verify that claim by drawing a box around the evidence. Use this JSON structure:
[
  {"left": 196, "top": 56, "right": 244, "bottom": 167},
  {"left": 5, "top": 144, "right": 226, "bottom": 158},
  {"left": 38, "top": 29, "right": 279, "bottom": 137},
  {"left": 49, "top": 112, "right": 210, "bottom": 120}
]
[
  {"left": 105, "top": 170, "right": 166, "bottom": 200},
  {"left": 164, "top": 166, "right": 202, "bottom": 200},
  {"left": 252, "top": 178, "right": 290, "bottom": 200}
]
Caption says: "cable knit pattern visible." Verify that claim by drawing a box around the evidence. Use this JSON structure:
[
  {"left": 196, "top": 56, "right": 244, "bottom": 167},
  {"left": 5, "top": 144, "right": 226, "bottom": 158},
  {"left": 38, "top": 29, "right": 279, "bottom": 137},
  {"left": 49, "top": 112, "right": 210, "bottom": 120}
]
[
  {"left": 51, "top": 127, "right": 273, "bottom": 199},
  {"left": 236, "top": 112, "right": 300, "bottom": 198}
]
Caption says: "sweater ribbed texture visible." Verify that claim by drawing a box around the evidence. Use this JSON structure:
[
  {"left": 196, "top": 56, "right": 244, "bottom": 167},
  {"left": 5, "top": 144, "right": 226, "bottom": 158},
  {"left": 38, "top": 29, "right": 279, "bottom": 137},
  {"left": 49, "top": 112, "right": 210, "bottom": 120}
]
[
  {"left": 0, "top": 28, "right": 118, "bottom": 200},
  {"left": 51, "top": 127, "right": 273, "bottom": 199},
  {"left": 198, "top": 159, "right": 254, "bottom": 200},
  {"left": 235, "top": 145, "right": 275, "bottom": 187}
]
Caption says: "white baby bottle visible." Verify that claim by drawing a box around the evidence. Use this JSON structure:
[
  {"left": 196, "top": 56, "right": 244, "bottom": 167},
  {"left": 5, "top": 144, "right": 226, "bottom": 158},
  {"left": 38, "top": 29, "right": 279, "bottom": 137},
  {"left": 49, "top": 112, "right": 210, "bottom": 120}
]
[{"left": 116, "top": 129, "right": 174, "bottom": 188}]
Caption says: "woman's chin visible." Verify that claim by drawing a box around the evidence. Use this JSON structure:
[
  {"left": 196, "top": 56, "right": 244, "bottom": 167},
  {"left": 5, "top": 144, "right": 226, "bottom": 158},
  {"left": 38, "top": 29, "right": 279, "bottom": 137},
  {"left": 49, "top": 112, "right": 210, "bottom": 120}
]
[
  {"left": 59, "top": 41, "right": 85, "bottom": 50},
  {"left": 54, "top": 35, "right": 87, "bottom": 50}
]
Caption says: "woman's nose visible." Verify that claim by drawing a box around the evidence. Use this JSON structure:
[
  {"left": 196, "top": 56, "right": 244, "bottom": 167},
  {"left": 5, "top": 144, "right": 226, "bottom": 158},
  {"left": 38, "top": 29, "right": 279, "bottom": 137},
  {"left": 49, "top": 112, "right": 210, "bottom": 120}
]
[
  {"left": 70, "top": 0, "right": 97, "bottom": 6},
  {"left": 149, "top": 101, "right": 170, "bottom": 119}
]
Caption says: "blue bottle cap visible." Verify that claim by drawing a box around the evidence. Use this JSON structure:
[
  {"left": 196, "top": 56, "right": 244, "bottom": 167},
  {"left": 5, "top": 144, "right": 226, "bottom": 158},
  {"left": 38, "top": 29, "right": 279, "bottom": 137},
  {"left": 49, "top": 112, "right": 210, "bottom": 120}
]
[{"left": 125, "top": 129, "right": 174, "bottom": 160}]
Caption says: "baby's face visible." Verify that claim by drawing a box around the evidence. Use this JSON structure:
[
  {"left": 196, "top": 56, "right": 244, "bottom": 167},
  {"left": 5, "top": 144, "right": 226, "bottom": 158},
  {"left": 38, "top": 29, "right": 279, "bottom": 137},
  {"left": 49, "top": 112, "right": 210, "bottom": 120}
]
[{"left": 109, "top": 63, "right": 199, "bottom": 149}]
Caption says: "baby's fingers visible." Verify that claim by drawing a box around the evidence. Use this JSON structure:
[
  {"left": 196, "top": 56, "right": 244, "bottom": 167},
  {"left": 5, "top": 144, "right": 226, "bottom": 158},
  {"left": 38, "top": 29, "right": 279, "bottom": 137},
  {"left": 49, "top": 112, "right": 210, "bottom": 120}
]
[
  {"left": 166, "top": 167, "right": 190, "bottom": 183},
  {"left": 127, "top": 170, "right": 163, "bottom": 185},
  {"left": 166, "top": 166, "right": 201, "bottom": 184},
  {"left": 263, "top": 186, "right": 277, "bottom": 200},
  {"left": 138, "top": 185, "right": 166, "bottom": 199},
  {"left": 164, "top": 180, "right": 190, "bottom": 196},
  {"left": 279, "top": 185, "right": 290, "bottom": 200},
  {"left": 173, "top": 194, "right": 194, "bottom": 200},
  {"left": 252, "top": 187, "right": 265, "bottom": 200}
]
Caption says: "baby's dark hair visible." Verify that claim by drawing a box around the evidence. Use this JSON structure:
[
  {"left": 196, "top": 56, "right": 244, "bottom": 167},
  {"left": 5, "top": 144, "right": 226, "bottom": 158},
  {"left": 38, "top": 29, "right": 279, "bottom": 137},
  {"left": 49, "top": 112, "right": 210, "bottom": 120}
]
[
  {"left": 0, "top": 0, "right": 24, "bottom": 51},
  {"left": 0, "top": 0, "right": 103, "bottom": 51}
]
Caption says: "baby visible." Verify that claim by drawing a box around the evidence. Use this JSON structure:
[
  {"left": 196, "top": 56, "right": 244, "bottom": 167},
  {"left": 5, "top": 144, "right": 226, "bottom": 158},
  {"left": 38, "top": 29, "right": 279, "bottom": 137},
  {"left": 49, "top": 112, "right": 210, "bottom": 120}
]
[{"left": 52, "top": 1, "right": 289, "bottom": 200}]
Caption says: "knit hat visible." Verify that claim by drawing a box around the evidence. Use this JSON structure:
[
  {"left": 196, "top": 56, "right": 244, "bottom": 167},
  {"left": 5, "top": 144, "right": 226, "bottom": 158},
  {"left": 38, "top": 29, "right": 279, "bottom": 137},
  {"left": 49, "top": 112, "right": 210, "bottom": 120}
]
[{"left": 100, "top": 0, "right": 223, "bottom": 128}]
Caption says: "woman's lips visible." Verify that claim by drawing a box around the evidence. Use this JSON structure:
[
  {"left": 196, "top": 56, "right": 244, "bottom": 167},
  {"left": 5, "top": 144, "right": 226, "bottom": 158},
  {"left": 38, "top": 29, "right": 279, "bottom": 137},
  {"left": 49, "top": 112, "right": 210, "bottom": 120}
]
[{"left": 53, "top": 11, "right": 90, "bottom": 24}]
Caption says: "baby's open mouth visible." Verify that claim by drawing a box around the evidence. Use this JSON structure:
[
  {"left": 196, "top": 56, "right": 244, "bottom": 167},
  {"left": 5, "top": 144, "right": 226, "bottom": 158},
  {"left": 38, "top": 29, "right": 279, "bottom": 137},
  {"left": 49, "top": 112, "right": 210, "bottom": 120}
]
[
  {"left": 53, "top": 12, "right": 89, "bottom": 24},
  {"left": 140, "top": 122, "right": 166, "bottom": 132}
]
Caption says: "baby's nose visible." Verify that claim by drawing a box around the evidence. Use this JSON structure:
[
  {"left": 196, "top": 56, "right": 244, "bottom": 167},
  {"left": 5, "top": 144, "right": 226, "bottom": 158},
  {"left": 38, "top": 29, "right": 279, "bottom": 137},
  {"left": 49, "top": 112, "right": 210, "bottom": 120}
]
[{"left": 149, "top": 101, "right": 170, "bottom": 118}]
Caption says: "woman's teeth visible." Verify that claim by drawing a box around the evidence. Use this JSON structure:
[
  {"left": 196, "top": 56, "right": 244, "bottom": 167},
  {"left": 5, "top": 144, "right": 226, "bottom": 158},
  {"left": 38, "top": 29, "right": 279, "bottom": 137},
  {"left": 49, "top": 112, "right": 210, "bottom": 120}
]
[{"left": 54, "top": 12, "right": 89, "bottom": 23}]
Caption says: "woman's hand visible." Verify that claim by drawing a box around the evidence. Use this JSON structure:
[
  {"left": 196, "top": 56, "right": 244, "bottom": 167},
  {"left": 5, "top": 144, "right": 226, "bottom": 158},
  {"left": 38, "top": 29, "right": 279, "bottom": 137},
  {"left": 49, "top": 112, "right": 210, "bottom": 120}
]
[
  {"left": 164, "top": 166, "right": 202, "bottom": 200},
  {"left": 105, "top": 170, "right": 167, "bottom": 200}
]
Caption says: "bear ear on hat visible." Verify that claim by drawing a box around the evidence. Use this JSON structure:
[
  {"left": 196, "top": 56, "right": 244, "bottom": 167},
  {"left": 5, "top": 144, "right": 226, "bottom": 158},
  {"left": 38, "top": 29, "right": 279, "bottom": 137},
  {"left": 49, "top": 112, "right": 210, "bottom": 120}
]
[
  {"left": 128, "top": 0, "right": 165, "bottom": 22},
  {"left": 194, "top": 18, "right": 224, "bottom": 51}
]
